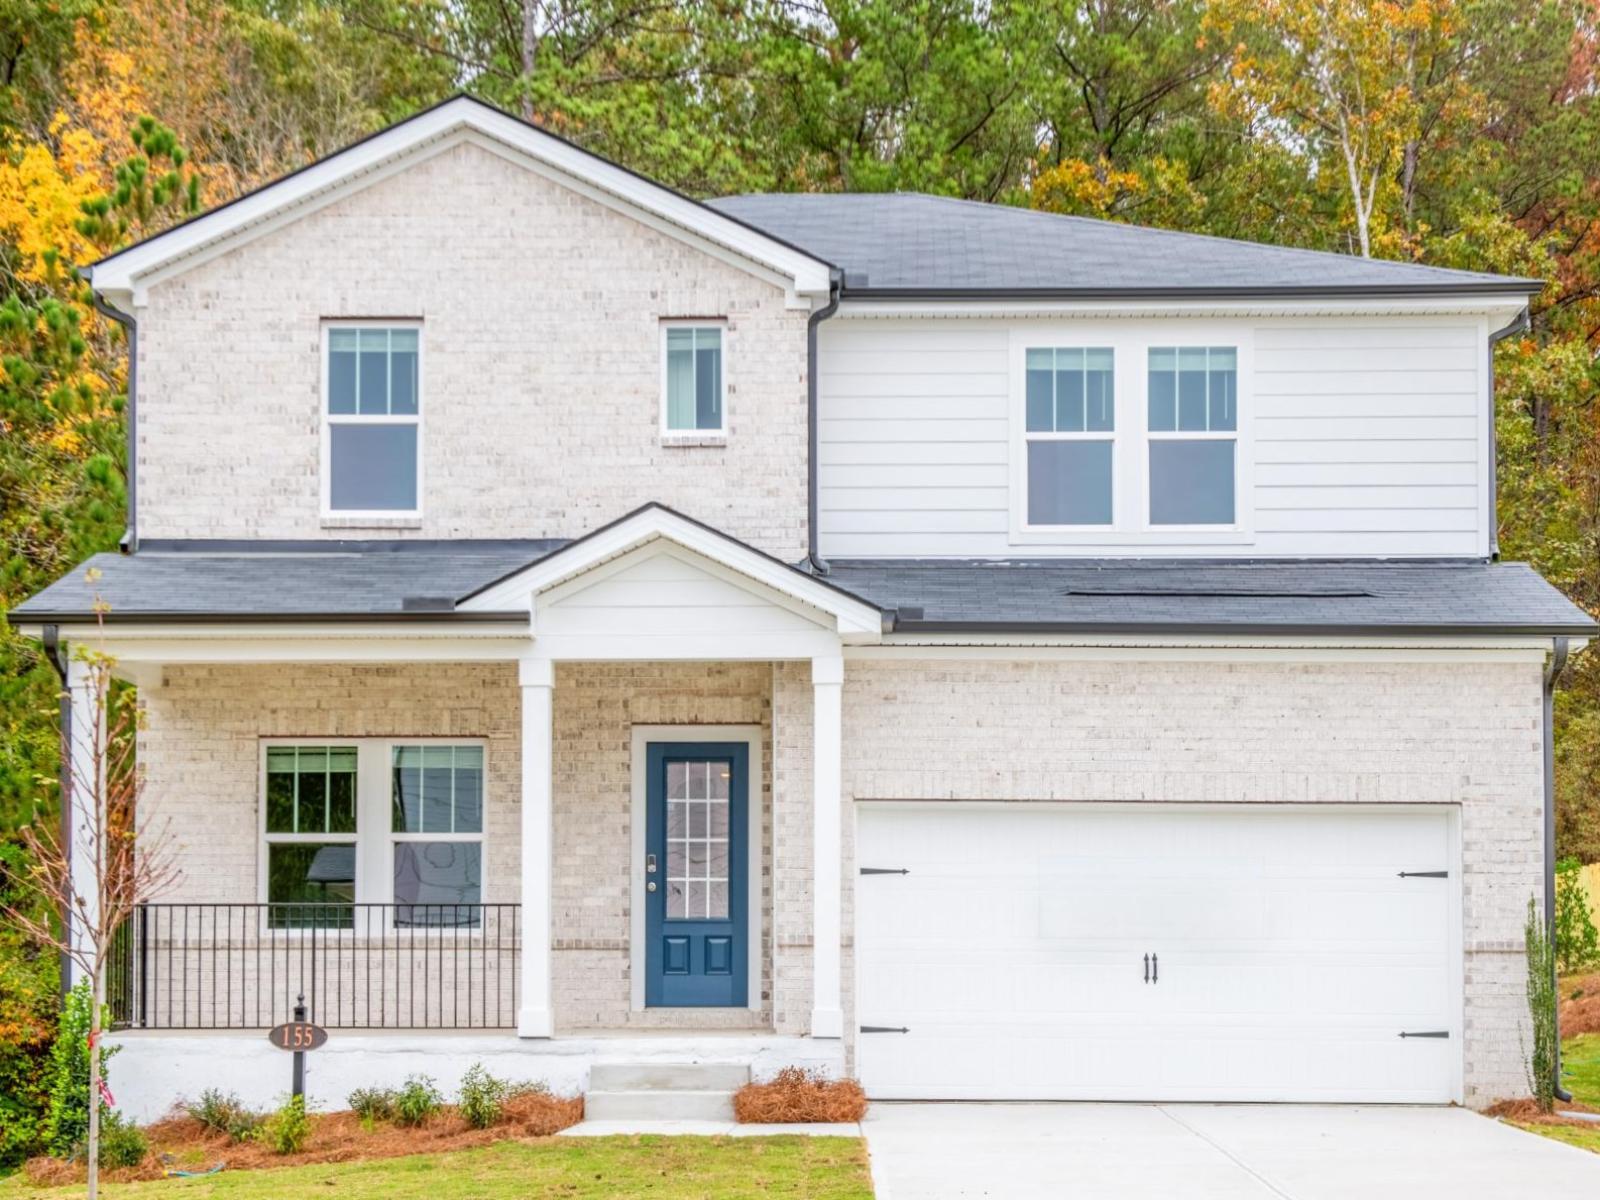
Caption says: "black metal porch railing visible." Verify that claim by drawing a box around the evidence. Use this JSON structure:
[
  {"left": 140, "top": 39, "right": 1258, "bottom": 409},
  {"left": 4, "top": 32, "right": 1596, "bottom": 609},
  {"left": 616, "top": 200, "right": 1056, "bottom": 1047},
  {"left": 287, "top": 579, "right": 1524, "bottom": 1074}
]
[{"left": 108, "top": 903, "right": 520, "bottom": 1030}]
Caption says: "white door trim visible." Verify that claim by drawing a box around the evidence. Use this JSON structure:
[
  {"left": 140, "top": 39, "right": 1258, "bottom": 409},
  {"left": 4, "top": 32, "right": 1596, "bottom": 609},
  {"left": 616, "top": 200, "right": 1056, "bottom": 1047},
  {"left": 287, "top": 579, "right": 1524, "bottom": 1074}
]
[{"left": 630, "top": 724, "right": 764, "bottom": 1012}]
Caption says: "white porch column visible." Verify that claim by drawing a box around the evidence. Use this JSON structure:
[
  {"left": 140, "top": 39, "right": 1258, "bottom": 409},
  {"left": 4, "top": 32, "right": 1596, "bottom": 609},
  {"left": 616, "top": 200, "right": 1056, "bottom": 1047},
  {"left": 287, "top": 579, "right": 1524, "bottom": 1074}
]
[
  {"left": 811, "top": 655, "right": 844, "bottom": 1039},
  {"left": 65, "top": 653, "right": 102, "bottom": 986},
  {"left": 517, "top": 654, "right": 555, "bottom": 1037}
]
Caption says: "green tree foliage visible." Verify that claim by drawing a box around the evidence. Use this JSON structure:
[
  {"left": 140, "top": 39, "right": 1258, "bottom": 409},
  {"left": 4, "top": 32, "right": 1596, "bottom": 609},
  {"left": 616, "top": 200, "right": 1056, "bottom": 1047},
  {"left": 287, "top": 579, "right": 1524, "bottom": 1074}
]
[
  {"left": 1527, "top": 896, "right": 1560, "bottom": 1111},
  {"left": 1555, "top": 857, "right": 1600, "bottom": 975},
  {"left": 43, "top": 980, "right": 116, "bottom": 1159}
]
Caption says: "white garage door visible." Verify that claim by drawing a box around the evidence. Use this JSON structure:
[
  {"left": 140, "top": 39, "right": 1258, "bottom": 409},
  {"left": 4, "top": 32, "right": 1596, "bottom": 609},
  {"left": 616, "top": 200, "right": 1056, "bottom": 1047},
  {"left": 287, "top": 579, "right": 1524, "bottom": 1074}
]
[{"left": 856, "top": 803, "right": 1459, "bottom": 1103}]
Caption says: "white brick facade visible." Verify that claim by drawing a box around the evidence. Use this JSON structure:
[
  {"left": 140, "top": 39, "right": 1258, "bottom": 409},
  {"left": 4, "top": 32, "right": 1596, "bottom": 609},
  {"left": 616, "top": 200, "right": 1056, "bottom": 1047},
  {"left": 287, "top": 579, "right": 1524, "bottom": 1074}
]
[
  {"left": 138, "top": 651, "right": 1542, "bottom": 1106},
  {"left": 134, "top": 141, "right": 810, "bottom": 557}
]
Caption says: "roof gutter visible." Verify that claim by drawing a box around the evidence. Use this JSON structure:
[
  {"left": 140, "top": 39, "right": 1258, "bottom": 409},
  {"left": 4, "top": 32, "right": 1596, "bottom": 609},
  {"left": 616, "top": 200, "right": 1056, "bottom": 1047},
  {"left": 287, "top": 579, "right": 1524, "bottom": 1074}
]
[
  {"left": 40, "top": 625, "right": 72, "bottom": 1007},
  {"left": 90, "top": 290, "right": 137, "bottom": 554},
  {"left": 1545, "top": 635, "right": 1574, "bottom": 1103},
  {"left": 837, "top": 282, "right": 1544, "bottom": 302},
  {"left": 806, "top": 273, "right": 843, "bottom": 575},
  {"left": 886, "top": 619, "right": 1599, "bottom": 638},
  {"left": 1488, "top": 308, "right": 1531, "bottom": 561}
]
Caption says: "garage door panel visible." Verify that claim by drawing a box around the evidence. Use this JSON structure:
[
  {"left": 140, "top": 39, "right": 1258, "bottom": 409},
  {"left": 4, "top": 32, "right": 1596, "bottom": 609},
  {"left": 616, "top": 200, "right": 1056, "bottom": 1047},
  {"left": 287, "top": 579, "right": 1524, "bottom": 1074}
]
[{"left": 856, "top": 803, "right": 1458, "bottom": 1103}]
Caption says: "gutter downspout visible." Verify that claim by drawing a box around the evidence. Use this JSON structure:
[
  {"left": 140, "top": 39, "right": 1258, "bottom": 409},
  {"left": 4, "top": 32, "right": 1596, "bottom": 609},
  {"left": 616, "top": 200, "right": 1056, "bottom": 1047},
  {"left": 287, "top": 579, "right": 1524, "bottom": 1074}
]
[
  {"left": 90, "top": 292, "right": 137, "bottom": 554},
  {"left": 41, "top": 625, "right": 71, "bottom": 1006},
  {"left": 1487, "top": 308, "right": 1530, "bottom": 562},
  {"left": 1545, "top": 634, "right": 1573, "bottom": 1102},
  {"left": 805, "top": 274, "right": 843, "bottom": 575}
]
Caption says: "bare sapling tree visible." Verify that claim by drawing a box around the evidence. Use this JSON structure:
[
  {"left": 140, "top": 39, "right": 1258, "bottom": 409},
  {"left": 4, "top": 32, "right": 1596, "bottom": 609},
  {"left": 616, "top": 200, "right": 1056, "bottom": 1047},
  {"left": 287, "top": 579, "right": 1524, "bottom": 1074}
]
[{"left": 5, "top": 600, "right": 178, "bottom": 1197}]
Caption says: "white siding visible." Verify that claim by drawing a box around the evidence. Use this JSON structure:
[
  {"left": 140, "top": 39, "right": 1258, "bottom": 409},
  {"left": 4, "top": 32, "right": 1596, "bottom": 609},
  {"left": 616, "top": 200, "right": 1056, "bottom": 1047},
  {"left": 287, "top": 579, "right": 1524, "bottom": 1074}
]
[{"left": 817, "top": 316, "right": 1488, "bottom": 558}]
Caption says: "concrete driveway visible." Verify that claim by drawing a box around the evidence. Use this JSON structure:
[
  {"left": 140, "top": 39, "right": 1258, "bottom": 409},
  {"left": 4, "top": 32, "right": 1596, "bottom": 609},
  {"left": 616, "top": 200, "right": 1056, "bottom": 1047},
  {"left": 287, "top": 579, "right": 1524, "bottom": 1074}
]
[{"left": 864, "top": 1103, "right": 1600, "bottom": 1199}]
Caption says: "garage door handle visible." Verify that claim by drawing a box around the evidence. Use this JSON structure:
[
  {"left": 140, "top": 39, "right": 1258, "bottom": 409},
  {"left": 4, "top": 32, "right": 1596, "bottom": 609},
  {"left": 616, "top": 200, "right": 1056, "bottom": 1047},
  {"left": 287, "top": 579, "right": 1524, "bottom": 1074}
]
[
  {"left": 1143, "top": 953, "right": 1149, "bottom": 983},
  {"left": 1398, "top": 870, "right": 1449, "bottom": 879},
  {"left": 861, "top": 1025, "right": 910, "bottom": 1034},
  {"left": 1152, "top": 953, "right": 1158, "bottom": 984},
  {"left": 1399, "top": 1030, "right": 1450, "bottom": 1039}
]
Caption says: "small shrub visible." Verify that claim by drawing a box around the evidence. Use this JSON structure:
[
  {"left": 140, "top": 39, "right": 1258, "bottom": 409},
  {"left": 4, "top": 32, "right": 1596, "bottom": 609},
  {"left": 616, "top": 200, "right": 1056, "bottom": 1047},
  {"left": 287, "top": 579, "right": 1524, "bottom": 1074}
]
[
  {"left": 93, "top": 1110, "right": 148, "bottom": 1168},
  {"left": 347, "top": 1086, "right": 397, "bottom": 1122},
  {"left": 393, "top": 1075, "right": 442, "bottom": 1127},
  {"left": 1555, "top": 858, "right": 1600, "bottom": 975},
  {"left": 1527, "top": 896, "right": 1559, "bottom": 1112},
  {"left": 732, "top": 1068, "right": 867, "bottom": 1124},
  {"left": 254, "top": 1094, "right": 311, "bottom": 1154},
  {"left": 457, "top": 1064, "right": 508, "bottom": 1130},
  {"left": 44, "top": 980, "right": 117, "bottom": 1159},
  {"left": 185, "top": 1089, "right": 261, "bottom": 1142}
]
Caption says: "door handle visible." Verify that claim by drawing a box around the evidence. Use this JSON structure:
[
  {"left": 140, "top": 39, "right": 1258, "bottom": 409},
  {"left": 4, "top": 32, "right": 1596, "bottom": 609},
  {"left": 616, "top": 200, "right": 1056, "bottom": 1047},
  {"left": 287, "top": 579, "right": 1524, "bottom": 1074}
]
[
  {"left": 1152, "top": 953, "right": 1158, "bottom": 985},
  {"left": 646, "top": 854, "right": 657, "bottom": 875},
  {"left": 1143, "top": 953, "right": 1149, "bottom": 984}
]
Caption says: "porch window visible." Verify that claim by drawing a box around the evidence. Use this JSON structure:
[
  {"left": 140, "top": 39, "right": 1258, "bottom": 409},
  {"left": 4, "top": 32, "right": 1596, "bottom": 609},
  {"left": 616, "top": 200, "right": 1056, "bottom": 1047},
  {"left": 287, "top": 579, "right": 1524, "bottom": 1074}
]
[
  {"left": 1147, "top": 346, "right": 1237, "bottom": 525},
  {"left": 665, "top": 759, "right": 730, "bottom": 920},
  {"left": 662, "top": 325, "right": 724, "bottom": 433},
  {"left": 264, "top": 745, "right": 358, "bottom": 929},
  {"left": 325, "top": 324, "right": 421, "bottom": 514},
  {"left": 391, "top": 745, "right": 484, "bottom": 927},
  {"left": 1024, "top": 347, "right": 1115, "bottom": 526}
]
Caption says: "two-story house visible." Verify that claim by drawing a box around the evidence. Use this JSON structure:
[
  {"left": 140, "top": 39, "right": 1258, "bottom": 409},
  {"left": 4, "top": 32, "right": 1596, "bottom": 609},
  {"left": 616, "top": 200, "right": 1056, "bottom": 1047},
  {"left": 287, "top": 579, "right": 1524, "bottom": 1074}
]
[{"left": 13, "top": 95, "right": 1596, "bottom": 1120}]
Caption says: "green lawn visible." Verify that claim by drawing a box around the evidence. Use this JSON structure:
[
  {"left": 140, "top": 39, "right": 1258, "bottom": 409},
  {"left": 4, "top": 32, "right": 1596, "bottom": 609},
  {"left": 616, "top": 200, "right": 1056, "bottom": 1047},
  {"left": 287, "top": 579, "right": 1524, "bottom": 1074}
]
[
  {"left": 1510, "top": 1034, "right": 1600, "bottom": 1153},
  {"left": 3, "top": 1136, "right": 873, "bottom": 1199}
]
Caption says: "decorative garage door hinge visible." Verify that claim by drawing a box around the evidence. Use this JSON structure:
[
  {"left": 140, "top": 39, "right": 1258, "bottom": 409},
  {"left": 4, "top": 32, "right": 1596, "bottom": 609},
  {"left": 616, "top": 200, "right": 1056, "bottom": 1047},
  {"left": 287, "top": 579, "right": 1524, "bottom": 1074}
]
[
  {"left": 859, "top": 867, "right": 910, "bottom": 875},
  {"left": 1398, "top": 1030, "right": 1450, "bottom": 1039},
  {"left": 860, "top": 1025, "right": 910, "bottom": 1034},
  {"left": 1397, "top": 870, "right": 1449, "bottom": 878}
]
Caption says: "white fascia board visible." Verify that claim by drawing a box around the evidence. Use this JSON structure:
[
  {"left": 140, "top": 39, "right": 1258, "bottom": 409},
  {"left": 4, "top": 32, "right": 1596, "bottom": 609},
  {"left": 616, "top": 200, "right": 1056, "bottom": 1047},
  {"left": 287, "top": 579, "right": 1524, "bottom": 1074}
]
[
  {"left": 89, "top": 97, "right": 833, "bottom": 308},
  {"left": 835, "top": 294, "right": 1530, "bottom": 322},
  {"left": 460, "top": 507, "right": 882, "bottom": 637}
]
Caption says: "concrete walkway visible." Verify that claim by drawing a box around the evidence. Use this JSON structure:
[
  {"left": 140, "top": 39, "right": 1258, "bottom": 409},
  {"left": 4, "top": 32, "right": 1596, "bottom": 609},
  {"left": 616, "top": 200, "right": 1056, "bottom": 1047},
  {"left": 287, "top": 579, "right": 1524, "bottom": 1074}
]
[{"left": 864, "top": 1103, "right": 1600, "bottom": 1200}]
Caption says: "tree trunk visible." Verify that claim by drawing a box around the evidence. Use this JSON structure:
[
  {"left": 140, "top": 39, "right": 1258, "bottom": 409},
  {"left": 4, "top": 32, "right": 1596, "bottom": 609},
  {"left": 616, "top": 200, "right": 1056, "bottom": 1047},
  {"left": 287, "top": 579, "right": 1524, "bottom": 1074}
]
[
  {"left": 521, "top": 0, "right": 537, "bottom": 121},
  {"left": 87, "top": 970, "right": 104, "bottom": 1200}
]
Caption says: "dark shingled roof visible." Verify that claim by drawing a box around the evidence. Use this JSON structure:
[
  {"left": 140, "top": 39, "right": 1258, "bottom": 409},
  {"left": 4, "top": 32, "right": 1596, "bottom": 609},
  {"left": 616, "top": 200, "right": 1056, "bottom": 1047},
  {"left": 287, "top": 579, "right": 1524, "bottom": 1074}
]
[
  {"left": 10, "top": 542, "right": 566, "bottom": 620},
  {"left": 706, "top": 193, "right": 1541, "bottom": 298},
  {"left": 828, "top": 558, "right": 1595, "bottom": 635},
  {"left": 9, "top": 544, "right": 1593, "bottom": 635}
]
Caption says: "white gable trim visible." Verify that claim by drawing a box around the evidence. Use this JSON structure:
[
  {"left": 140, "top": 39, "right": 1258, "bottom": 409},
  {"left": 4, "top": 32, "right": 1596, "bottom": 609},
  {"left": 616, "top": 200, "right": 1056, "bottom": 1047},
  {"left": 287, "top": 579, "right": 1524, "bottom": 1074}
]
[
  {"left": 90, "top": 97, "right": 834, "bottom": 309},
  {"left": 459, "top": 505, "right": 883, "bottom": 641}
]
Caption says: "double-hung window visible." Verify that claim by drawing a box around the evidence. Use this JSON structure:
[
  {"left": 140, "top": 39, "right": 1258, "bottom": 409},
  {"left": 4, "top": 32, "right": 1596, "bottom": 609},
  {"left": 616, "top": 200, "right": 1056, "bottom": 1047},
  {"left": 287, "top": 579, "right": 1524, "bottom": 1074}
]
[
  {"left": 1147, "top": 347, "right": 1237, "bottom": 525},
  {"left": 1024, "top": 347, "right": 1115, "bottom": 526},
  {"left": 261, "top": 740, "right": 484, "bottom": 929},
  {"left": 662, "top": 325, "right": 725, "bottom": 434},
  {"left": 264, "top": 746, "right": 359, "bottom": 929},
  {"left": 325, "top": 324, "right": 421, "bottom": 514},
  {"left": 391, "top": 745, "right": 485, "bottom": 927}
]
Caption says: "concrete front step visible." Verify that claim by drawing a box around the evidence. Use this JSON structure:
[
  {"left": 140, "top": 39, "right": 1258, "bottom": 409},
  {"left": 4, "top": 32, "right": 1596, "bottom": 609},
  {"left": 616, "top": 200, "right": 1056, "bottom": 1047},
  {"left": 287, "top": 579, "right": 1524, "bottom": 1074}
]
[
  {"left": 585, "top": 1089, "right": 736, "bottom": 1122},
  {"left": 590, "top": 1062, "right": 751, "bottom": 1092}
]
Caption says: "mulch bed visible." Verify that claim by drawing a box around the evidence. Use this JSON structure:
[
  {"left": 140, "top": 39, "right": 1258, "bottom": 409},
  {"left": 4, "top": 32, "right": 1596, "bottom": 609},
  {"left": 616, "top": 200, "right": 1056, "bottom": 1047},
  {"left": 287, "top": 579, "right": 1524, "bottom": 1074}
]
[
  {"left": 732, "top": 1069, "right": 867, "bottom": 1124},
  {"left": 1562, "top": 972, "right": 1600, "bottom": 1037},
  {"left": 1483, "top": 1096, "right": 1599, "bottom": 1127},
  {"left": 22, "top": 1092, "right": 584, "bottom": 1187}
]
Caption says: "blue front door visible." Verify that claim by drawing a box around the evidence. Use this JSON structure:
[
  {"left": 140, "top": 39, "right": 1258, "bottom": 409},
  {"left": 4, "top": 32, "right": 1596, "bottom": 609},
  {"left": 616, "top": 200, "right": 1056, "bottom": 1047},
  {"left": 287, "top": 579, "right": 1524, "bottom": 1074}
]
[{"left": 645, "top": 742, "right": 748, "bottom": 1007}]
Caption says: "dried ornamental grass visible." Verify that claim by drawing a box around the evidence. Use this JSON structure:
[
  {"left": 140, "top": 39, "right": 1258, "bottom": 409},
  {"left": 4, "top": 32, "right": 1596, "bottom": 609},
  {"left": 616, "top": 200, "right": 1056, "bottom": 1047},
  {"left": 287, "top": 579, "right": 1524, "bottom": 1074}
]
[{"left": 732, "top": 1068, "right": 867, "bottom": 1124}]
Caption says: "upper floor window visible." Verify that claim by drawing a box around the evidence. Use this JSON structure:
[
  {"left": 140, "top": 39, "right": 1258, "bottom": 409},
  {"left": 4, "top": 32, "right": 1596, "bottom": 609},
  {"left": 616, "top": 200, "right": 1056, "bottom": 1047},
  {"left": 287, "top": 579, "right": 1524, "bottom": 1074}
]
[
  {"left": 662, "top": 325, "right": 724, "bottom": 434},
  {"left": 325, "top": 324, "right": 420, "bottom": 514},
  {"left": 1147, "top": 347, "right": 1236, "bottom": 526},
  {"left": 1024, "top": 347, "right": 1114, "bottom": 526}
]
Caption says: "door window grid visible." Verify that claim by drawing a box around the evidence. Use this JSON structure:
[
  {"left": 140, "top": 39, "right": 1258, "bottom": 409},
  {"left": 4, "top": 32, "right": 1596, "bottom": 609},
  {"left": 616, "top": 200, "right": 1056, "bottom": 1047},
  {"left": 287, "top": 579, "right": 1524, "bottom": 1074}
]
[{"left": 665, "top": 759, "right": 730, "bottom": 919}]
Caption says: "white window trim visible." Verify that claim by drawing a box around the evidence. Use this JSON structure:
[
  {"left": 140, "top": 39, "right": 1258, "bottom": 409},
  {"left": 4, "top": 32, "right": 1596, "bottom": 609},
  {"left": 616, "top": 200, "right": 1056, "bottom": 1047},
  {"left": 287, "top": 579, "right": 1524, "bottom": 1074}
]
[
  {"left": 1019, "top": 346, "right": 1119, "bottom": 532},
  {"left": 320, "top": 319, "right": 425, "bottom": 522},
  {"left": 1142, "top": 344, "right": 1248, "bottom": 534},
  {"left": 258, "top": 736, "right": 488, "bottom": 936},
  {"left": 628, "top": 725, "right": 763, "bottom": 1013},
  {"left": 659, "top": 320, "right": 729, "bottom": 440},
  {"left": 1007, "top": 322, "right": 1254, "bottom": 546}
]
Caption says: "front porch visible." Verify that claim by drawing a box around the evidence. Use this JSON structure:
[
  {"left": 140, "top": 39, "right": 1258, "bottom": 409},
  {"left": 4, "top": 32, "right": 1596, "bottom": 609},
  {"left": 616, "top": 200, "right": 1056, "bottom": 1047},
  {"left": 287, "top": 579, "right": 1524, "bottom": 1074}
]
[{"left": 73, "top": 511, "right": 881, "bottom": 1109}]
